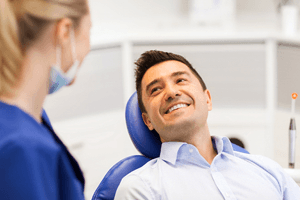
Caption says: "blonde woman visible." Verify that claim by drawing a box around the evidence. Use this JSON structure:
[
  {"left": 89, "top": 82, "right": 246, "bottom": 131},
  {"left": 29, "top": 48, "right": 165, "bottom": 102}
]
[{"left": 0, "top": 0, "right": 92, "bottom": 199}]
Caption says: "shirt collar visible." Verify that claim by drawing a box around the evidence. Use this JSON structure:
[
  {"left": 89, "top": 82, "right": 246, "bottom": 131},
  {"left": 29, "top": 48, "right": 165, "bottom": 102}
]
[
  {"left": 212, "top": 136, "right": 234, "bottom": 155},
  {"left": 159, "top": 136, "right": 234, "bottom": 165},
  {"left": 160, "top": 142, "right": 186, "bottom": 165}
]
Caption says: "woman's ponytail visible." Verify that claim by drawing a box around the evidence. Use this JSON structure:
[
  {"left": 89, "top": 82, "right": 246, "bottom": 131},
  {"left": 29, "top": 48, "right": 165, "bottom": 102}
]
[
  {"left": 0, "top": 0, "right": 88, "bottom": 96},
  {"left": 0, "top": 0, "right": 23, "bottom": 96}
]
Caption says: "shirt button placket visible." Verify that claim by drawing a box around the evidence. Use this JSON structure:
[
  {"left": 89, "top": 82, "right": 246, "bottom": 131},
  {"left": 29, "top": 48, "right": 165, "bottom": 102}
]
[
  {"left": 210, "top": 167, "right": 236, "bottom": 200},
  {"left": 225, "top": 192, "right": 230, "bottom": 198}
]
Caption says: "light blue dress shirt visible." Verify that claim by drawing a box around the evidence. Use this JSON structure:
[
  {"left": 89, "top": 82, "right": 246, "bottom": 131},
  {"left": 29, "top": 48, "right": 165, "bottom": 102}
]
[{"left": 115, "top": 136, "right": 300, "bottom": 200}]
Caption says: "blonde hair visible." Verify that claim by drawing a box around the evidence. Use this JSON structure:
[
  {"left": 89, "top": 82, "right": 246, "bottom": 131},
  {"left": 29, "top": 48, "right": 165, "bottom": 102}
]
[{"left": 0, "top": 0, "right": 89, "bottom": 96}]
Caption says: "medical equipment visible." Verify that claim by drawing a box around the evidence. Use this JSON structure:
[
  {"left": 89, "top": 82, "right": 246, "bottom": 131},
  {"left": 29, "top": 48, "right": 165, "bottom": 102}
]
[{"left": 289, "top": 93, "right": 298, "bottom": 168}]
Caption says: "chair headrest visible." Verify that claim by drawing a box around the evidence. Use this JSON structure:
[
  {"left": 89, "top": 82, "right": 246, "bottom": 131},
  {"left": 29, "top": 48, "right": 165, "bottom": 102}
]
[{"left": 125, "top": 92, "right": 161, "bottom": 159}]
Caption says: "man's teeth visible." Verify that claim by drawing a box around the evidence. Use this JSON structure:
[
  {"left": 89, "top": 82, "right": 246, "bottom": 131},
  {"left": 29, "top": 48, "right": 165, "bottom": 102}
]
[{"left": 167, "top": 104, "right": 188, "bottom": 113}]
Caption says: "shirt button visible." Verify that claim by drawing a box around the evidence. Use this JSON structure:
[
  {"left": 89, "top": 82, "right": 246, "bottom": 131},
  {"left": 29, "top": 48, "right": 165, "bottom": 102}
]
[
  {"left": 189, "top": 148, "right": 193, "bottom": 153},
  {"left": 225, "top": 193, "right": 230, "bottom": 198}
]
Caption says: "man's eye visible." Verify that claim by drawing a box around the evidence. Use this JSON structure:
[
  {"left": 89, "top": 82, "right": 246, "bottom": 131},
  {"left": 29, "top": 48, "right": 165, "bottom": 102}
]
[
  {"left": 151, "top": 87, "right": 160, "bottom": 94},
  {"left": 177, "top": 79, "right": 186, "bottom": 83}
]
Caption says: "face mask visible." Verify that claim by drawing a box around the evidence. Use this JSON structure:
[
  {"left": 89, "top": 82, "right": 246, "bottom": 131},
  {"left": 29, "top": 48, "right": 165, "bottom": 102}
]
[{"left": 48, "top": 28, "right": 80, "bottom": 94}]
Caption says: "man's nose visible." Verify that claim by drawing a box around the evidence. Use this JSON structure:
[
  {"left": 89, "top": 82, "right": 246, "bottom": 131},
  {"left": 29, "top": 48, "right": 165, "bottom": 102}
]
[{"left": 164, "top": 84, "right": 181, "bottom": 102}]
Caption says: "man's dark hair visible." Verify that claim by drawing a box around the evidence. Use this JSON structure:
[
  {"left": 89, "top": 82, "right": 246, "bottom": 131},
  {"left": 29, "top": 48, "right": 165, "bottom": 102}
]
[{"left": 135, "top": 50, "right": 207, "bottom": 113}]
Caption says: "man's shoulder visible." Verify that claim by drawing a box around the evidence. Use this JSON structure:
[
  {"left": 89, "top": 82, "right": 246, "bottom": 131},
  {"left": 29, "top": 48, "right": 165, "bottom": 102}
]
[
  {"left": 233, "top": 151, "right": 300, "bottom": 197},
  {"left": 124, "top": 158, "right": 161, "bottom": 179},
  {"left": 115, "top": 158, "right": 164, "bottom": 200},
  {"left": 119, "top": 157, "right": 168, "bottom": 189},
  {"left": 233, "top": 151, "right": 281, "bottom": 168},
  {"left": 232, "top": 151, "right": 287, "bottom": 180}
]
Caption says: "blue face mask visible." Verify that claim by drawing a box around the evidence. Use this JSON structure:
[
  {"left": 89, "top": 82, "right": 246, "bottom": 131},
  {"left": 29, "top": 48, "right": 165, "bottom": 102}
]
[{"left": 48, "top": 28, "right": 80, "bottom": 94}]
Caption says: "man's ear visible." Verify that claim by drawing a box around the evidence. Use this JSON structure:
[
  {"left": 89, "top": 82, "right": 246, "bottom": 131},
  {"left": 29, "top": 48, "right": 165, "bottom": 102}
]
[
  {"left": 205, "top": 89, "right": 212, "bottom": 111},
  {"left": 142, "top": 112, "right": 154, "bottom": 131}
]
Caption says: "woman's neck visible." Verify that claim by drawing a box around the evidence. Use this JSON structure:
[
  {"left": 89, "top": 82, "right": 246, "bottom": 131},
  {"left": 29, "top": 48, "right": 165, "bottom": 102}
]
[{"left": 0, "top": 47, "right": 53, "bottom": 123}]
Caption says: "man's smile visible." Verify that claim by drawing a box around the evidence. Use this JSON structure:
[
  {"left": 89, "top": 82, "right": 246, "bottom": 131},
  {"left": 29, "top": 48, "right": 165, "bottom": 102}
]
[{"left": 164, "top": 103, "right": 190, "bottom": 114}]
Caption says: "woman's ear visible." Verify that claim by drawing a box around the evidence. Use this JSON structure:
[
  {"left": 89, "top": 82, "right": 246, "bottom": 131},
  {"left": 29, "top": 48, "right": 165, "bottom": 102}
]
[
  {"left": 142, "top": 112, "right": 154, "bottom": 131},
  {"left": 55, "top": 18, "right": 73, "bottom": 46}
]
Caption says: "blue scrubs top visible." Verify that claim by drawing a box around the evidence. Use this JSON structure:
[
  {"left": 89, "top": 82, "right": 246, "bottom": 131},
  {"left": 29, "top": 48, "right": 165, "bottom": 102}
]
[{"left": 0, "top": 101, "right": 85, "bottom": 199}]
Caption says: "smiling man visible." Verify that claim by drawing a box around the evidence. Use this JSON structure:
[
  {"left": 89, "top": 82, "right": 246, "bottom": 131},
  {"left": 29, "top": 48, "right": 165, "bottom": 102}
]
[{"left": 114, "top": 50, "right": 300, "bottom": 200}]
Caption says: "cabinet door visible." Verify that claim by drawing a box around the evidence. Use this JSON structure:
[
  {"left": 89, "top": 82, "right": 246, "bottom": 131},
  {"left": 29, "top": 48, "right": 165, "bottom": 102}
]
[
  {"left": 133, "top": 43, "right": 266, "bottom": 109},
  {"left": 44, "top": 46, "right": 123, "bottom": 122}
]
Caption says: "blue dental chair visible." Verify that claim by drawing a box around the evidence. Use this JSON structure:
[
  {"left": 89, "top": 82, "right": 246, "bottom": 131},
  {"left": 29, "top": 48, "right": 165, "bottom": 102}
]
[{"left": 92, "top": 92, "right": 249, "bottom": 200}]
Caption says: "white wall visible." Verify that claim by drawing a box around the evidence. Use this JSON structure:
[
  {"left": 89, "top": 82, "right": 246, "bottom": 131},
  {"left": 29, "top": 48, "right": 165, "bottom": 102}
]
[
  {"left": 87, "top": 0, "right": 286, "bottom": 41},
  {"left": 88, "top": 0, "right": 279, "bottom": 28},
  {"left": 236, "top": 0, "right": 277, "bottom": 13},
  {"left": 88, "top": 0, "right": 188, "bottom": 29}
]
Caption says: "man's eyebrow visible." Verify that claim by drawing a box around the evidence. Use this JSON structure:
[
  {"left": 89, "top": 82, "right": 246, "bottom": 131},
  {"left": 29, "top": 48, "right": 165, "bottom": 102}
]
[
  {"left": 145, "top": 71, "right": 191, "bottom": 93},
  {"left": 171, "top": 71, "right": 191, "bottom": 77}
]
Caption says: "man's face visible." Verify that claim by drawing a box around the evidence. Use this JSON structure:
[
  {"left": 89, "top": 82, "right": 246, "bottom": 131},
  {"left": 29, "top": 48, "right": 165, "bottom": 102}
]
[{"left": 141, "top": 60, "right": 212, "bottom": 142}]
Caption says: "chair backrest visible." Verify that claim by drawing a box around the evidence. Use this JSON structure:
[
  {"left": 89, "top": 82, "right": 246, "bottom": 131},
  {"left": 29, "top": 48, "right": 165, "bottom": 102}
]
[
  {"left": 92, "top": 92, "right": 249, "bottom": 200},
  {"left": 91, "top": 155, "right": 150, "bottom": 200}
]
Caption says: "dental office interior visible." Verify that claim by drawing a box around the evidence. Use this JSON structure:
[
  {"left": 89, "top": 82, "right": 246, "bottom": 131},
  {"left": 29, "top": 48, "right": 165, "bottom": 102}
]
[{"left": 43, "top": 0, "right": 300, "bottom": 199}]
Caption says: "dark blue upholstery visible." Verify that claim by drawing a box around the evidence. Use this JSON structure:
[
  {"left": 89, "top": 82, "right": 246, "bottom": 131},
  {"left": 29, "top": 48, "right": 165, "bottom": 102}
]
[
  {"left": 125, "top": 92, "right": 161, "bottom": 159},
  {"left": 92, "top": 92, "right": 249, "bottom": 200},
  {"left": 92, "top": 155, "right": 150, "bottom": 200}
]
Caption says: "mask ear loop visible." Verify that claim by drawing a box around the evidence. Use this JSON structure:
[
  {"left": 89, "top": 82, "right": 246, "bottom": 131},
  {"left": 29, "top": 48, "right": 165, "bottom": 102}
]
[
  {"left": 65, "top": 27, "right": 80, "bottom": 80},
  {"left": 56, "top": 44, "right": 61, "bottom": 70}
]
